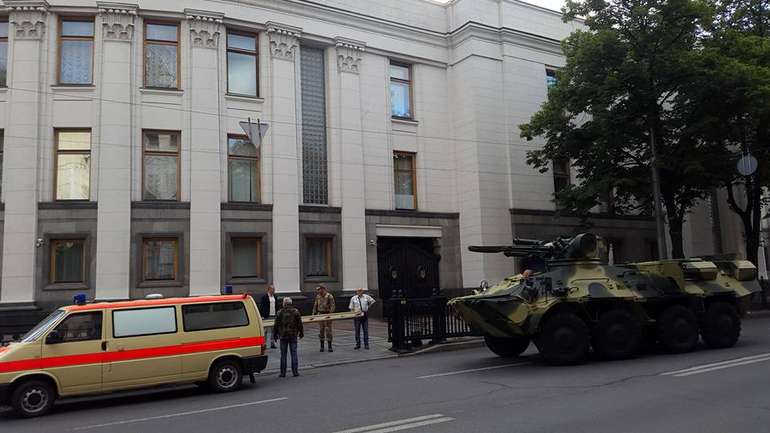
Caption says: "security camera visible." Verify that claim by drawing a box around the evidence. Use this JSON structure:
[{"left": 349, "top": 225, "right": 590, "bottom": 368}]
[{"left": 35, "top": 238, "right": 45, "bottom": 248}]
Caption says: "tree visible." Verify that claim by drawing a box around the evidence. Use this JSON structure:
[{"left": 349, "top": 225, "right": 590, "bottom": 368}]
[
  {"left": 678, "top": 0, "right": 770, "bottom": 264},
  {"left": 520, "top": 0, "right": 720, "bottom": 258}
]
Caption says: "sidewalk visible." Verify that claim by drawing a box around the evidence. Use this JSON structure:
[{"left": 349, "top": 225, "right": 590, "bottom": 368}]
[{"left": 264, "top": 319, "right": 396, "bottom": 373}]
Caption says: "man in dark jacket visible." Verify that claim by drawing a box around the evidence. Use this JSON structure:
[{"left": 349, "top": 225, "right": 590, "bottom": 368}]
[
  {"left": 273, "top": 297, "right": 304, "bottom": 377},
  {"left": 258, "top": 285, "right": 277, "bottom": 348}
]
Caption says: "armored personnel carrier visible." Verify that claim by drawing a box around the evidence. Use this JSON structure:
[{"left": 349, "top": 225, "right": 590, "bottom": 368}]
[{"left": 449, "top": 233, "right": 760, "bottom": 365}]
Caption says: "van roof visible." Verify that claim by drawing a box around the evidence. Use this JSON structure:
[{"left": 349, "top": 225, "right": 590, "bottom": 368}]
[{"left": 63, "top": 294, "right": 250, "bottom": 312}]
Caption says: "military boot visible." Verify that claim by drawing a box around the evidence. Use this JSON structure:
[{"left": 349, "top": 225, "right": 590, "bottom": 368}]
[
  {"left": 320, "top": 342, "right": 325, "bottom": 352},
  {"left": 328, "top": 341, "right": 334, "bottom": 352}
]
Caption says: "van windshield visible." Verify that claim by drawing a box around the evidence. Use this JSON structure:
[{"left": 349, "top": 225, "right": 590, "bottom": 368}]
[{"left": 20, "top": 309, "right": 66, "bottom": 343}]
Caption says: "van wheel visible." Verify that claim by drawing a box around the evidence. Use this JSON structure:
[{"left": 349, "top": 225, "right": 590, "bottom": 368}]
[
  {"left": 484, "top": 335, "right": 530, "bottom": 357},
  {"left": 537, "top": 313, "right": 590, "bottom": 365},
  {"left": 657, "top": 305, "right": 699, "bottom": 353},
  {"left": 208, "top": 360, "right": 243, "bottom": 393},
  {"left": 10, "top": 379, "right": 55, "bottom": 418},
  {"left": 592, "top": 310, "right": 642, "bottom": 360},
  {"left": 701, "top": 302, "right": 740, "bottom": 349}
]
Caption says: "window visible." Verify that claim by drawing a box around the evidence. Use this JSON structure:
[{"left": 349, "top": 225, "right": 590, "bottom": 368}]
[
  {"left": 306, "top": 237, "right": 333, "bottom": 278},
  {"left": 50, "top": 239, "right": 85, "bottom": 284},
  {"left": 546, "top": 68, "right": 558, "bottom": 89},
  {"left": 58, "top": 19, "right": 94, "bottom": 85},
  {"left": 182, "top": 302, "right": 249, "bottom": 332},
  {"left": 143, "top": 131, "right": 179, "bottom": 201},
  {"left": 553, "top": 158, "right": 571, "bottom": 196},
  {"left": 142, "top": 237, "right": 178, "bottom": 281},
  {"left": 394, "top": 152, "right": 417, "bottom": 210},
  {"left": 390, "top": 62, "right": 412, "bottom": 119},
  {"left": 301, "top": 45, "right": 328, "bottom": 205},
  {"left": 55, "top": 130, "right": 91, "bottom": 201},
  {"left": 52, "top": 312, "right": 102, "bottom": 342},
  {"left": 144, "top": 22, "right": 179, "bottom": 89},
  {"left": 231, "top": 237, "right": 262, "bottom": 279},
  {"left": 0, "top": 20, "right": 7, "bottom": 87},
  {"left": 228, "top": 135, "right": 259, "bottom": 202},
  {"left": 113, "top": 307, "right": 177, "bottom": 338},
  {"left": 227, "top": 32, "right": 258, "bottom": 97}
]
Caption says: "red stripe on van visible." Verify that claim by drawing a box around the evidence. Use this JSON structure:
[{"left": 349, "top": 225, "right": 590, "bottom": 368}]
[{"left": 0, "top": 336, "right": 264, "bottom": 373}]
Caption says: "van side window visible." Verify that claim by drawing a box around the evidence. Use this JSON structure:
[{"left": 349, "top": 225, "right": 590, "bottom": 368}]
[
  {"left": 182, "top": 302, "right": 249, "bottom": 332},
  {"left": 113, "top": 307, "right": 177, "bottom": 338},
  {"left": 54, "top": 312, "right": 103, "bottom": 342}
]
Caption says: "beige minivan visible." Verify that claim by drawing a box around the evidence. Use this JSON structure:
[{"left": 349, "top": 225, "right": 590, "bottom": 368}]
[{"left": 0, "top": 294, "right": 267, "bottom": 417}]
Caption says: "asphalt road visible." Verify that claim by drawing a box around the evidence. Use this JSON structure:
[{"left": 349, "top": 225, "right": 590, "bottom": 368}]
[{"left": 3, "top": 316, "right": 770, "bottom": 433}]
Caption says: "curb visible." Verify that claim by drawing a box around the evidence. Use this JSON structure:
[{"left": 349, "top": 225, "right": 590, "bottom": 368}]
[
  {"left": 746, "top": 309, "right": 770, "bottom": 319},
  {"left": 262, "top": 338, "right": 484, "bottom": 373}
]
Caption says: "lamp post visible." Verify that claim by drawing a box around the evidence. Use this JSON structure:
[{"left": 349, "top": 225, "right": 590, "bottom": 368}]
[{"left": 650, "top": 127, "right": 668, "bottom": 260}]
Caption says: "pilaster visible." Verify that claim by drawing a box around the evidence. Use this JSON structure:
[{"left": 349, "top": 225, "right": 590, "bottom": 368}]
[
  {"left": 94, "top": 3, "right": 136, "bottom": 300},
  {"left": 334, "top": 37, "right": 368, "bottom": 291},
  {"left": 267, "top": 22, "right": 302, "bottom": 293},
  {"left": 1, "top": 0, "right": 49, "bottom": 303},
  {"left": 186, "top": 10, "right": 224, "bottom": 295}
]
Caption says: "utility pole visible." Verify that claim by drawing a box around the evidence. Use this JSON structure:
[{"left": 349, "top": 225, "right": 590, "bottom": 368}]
[{"left": 650, "top": 127, "right": 668, "bottom": 260}]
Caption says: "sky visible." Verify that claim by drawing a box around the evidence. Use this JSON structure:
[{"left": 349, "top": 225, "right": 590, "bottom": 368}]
[{"left": 432, "top": 0, "right": 565, "bottom": 12}]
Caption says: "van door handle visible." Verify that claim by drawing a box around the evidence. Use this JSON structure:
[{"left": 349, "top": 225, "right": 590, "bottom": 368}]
[{"left": 101, "top": 341, "right": 108, "bottom": 351}]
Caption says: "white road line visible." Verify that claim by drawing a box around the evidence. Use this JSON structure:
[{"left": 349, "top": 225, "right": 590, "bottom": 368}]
[
  {"left": 364, "top": 417, "right": 455, "bottom": 433},
  {"left": 417, "top": 362, "right": 528, "bottom": 379},
  {"left": 672, "top": 355, "right": 770, "bottom": 377},
  {"left": 332, "top": 414, "right": 453, "bottom": 433},
  {"left": 73, "top": 397, "right": 288, "bottom": 430},
  {"left": 661, "top": 352, "right": 770, "bottom": 376}
]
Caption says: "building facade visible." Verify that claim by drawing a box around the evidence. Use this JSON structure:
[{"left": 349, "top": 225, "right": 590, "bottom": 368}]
[{"left": 0, "top": 0, "right": 664, "bottom": 316}]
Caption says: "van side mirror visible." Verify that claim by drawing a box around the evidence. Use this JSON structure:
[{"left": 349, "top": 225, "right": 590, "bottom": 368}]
[{"left": 45, "top": 330, "right": 63, "bottom": 345}]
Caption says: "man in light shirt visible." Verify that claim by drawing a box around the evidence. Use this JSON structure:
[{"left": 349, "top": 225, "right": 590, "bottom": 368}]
[
  {"left": 348, "top": 288, "right": 376, "bottom": 350},
  {"left": 259, "top": 284, "right": 277, "bottom": 348}
]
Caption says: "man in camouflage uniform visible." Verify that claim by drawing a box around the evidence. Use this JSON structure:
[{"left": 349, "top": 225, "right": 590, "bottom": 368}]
[
  {"left": 312, "top": 285, "right": 335, "bottom": 352},
  {"left": 273, "top": 297, "right": 304, "bottom": 377}
]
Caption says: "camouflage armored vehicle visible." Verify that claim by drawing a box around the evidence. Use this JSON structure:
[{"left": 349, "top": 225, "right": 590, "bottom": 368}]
[{"left": 449, "top": 233, "right": 760, "bottom": 365}]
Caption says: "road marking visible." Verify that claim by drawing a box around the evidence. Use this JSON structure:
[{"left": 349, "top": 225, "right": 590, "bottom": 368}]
[
  {"left": 332, "top": 414, "right": 454, "bottom": 433},
  {"left": 73, "top": 397, "right": 288, "bottom": 430},
  {"left": 417, "top": 362, "right": 528, "bottom": 379},
  {"left": 661, "top": 352, "right": 770, "bottom": 377}
]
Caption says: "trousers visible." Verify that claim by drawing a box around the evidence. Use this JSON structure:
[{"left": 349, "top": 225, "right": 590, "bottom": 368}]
[
  {"left": 280, "top": 338, "right": 298, "bottom": 375},
  {"left": 354, "top": 315, "right": 369, "bottom": 346},
  {"left": 319, "top": 320, "right": 333, "bottom": 342}
]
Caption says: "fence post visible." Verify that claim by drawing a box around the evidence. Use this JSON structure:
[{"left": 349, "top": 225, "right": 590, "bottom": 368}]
[{"left": 430, "top": 296, "right": 447, "bottom": 344}]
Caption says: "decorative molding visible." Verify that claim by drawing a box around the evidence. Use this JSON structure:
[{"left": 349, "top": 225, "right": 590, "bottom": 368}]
[
  {"left": 97, "top": 2, "right": 137, "bottom": 42},
  {"left": 7, "top": 1, "right": 49, "bottom": 41},
  {"left": 185, "top": 9, "right": 224, "bottom": 49},
  {"left": 334, "top": 37, "right": 366, "bottom": 74},
  {"left": 266, "top": 22, "right": 301, "bottom": 61},
  {"left": 365, "top": 209, "right": 460, "bottom": 220}
]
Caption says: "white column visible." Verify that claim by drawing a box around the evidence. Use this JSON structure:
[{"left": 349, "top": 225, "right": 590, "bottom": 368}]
[
  {"left": 94, "top": 3, "right": 136, "bottom": 300},
  {"left": 1, "top": 2, "right": 49, "bottom": 304},
  {"left": 335, "top": 38, "right": 368, "bottom": 291},
  {"left": 186, "top": 10, "right": 223, "bottom": 295},
  {"left": 267, "top": 23, "right": 302, "bottom": 294}
]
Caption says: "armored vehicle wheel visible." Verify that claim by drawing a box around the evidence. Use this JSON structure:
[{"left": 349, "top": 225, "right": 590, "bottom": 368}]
[
  {"left": 592, "top": 310, "right": 642, "bottom": 360},
  {"left": 538, "top": 313, "right": 590, "bottom": 365},
  {"left": 484, "top": 335, "right": 530, "bottom": 357},
  {"left": 701, "top": 302, "right": 740, "bottom": 349},
  {"left": 657, "top": 305, "right": 699, "bottom": 353}
]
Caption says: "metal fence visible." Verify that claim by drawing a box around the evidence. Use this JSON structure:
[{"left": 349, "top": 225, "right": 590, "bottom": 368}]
[{"left": 387, "top": 296, "right": 479, "bottom": 352}]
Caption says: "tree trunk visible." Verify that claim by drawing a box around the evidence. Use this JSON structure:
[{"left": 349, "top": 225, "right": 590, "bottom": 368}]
[
  {"left": 726, "top": 180, "right": 762, "bottom": 265},
  {"left": 668, "top": 218, "right": 685, "bottom": 259}
]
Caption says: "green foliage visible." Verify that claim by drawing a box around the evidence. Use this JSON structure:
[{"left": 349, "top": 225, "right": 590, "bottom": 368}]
[{"left": 521, "top": 0, "right": 719, "bottom": 257}]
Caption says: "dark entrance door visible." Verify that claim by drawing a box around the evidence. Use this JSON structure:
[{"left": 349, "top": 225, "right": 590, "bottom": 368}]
[{"left": 377, "top": 237, "right": 440, "bottom": 302}]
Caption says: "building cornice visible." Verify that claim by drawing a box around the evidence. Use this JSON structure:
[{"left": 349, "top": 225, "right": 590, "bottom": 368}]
[
  {"left": 98, "top": 2, "right": 137, "bottom": 42},
  {"left": 449, "top": 21, "right": 563, "bottom": 58},
  {"left": 334, "top": 37, "right": 365, "bottom": 74},
  {"left": 266, "top": 21, "right": 301, "bottom": 60},
  {"left": 6, "top": 0, "right": 49, "bottom": 41},
  {"left": 185, "top": 9, "right": 224, "bottom": 49}
]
